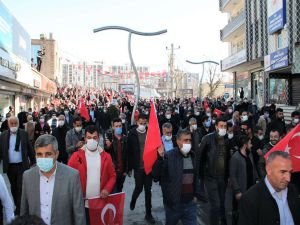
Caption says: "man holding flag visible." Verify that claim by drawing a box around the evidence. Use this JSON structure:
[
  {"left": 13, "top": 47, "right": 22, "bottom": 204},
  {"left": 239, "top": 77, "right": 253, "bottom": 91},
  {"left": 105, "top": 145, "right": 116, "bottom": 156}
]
[{"left": 128, "top": 101, "right": 162, "bottom": 224}]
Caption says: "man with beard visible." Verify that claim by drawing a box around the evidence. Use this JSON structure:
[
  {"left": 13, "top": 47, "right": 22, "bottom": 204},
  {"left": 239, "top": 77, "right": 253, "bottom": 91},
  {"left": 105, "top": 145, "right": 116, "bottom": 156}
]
[{"left": 257, "top": 129, "right": 280, "bottom": 178}]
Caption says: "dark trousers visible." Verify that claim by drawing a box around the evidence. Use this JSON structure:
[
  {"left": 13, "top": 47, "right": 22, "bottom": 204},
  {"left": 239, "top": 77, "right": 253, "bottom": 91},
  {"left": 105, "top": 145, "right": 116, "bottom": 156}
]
[
  {"left": 7, "top": 163, "right": 24, "bottom": 215},
  {"left": 113, "top": 173, "right": 126, "bottom": 193},
  {"left": 204, "top": 176, "right": 227, "bottom": 225},
  {"left": 131, "top": 169, "right": 153, "bottom": 214},
  {"left": 85, "top": 208, "right": 90, "bottom": 225},
  {"left": 164, "top": 201, "right": 197, "bottom": 225}
]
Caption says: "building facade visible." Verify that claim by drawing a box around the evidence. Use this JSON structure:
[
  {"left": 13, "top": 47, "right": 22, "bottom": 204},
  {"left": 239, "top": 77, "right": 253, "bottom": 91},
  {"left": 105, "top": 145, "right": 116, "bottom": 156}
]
[
  {"left": 220, "top": 0, "right": 300, "bottom": 107},
  {"left": 0, "top": 0, "right": 56, "bottom": 119}
]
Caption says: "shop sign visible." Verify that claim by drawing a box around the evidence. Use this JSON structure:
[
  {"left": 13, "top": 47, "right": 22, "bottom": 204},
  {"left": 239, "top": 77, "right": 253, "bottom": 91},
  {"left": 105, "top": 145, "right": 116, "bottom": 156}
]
[
  {"left": 264, "top": 47, "right": 288, "bottom": 72},
  {"left": 33, "top": 79, "right": 41, "bottom": 88},
  {"left": 268, "top": 0, "right": 286, "bottom": 34},
  {"left": 221, "top": 49, "right": 247, "bottom": 71}
]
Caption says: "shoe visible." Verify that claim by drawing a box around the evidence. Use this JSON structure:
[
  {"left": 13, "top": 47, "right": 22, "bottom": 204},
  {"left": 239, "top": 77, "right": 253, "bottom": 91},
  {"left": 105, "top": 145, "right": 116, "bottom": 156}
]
[
  {"left": 145, "top": 214, "right": 156, "bottom": 224},
  {"left": 130, "top": 199, "right": 136, "bottom": 210}
]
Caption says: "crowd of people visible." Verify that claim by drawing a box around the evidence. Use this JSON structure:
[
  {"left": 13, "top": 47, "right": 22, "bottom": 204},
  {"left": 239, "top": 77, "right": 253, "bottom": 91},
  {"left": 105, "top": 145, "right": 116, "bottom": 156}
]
[{"left": 0, "top": 85, "right": 299, "bottom": 225}]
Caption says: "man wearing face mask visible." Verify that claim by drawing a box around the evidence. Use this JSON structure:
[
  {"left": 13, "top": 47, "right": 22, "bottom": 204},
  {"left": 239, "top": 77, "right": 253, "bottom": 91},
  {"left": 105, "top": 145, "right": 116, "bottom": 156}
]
[
  {"left": 64, "top": 107, "right": 73, "bottom": 128},
  {"left": 128, "top": 114, "right": 155, "bottom": 223},
  {"left": 21, "top": 135, "right": 86, "bottom": 225},
  {"left": 159, "top": 109, "right": 179, "bottom": 136},
  {"left": 104, "top": 118, "right": 128, "bottom": 193},
  {"left": 196, "top": 117, "right": 230, "bottom": 225},
  {"left": 66, "top": 117, "right": 84, "bottom": 158},
  {"left": 199, "top": 116, "right": 213, "bottom": 142},
  {"left": 286, "top": 111, "right": 300, "bottom": 132},
  {"left": 257, "top": 108, "right": 271, "bottom": 136},
  {"left": 68, "top": 125, "right": 116, "bottom": 225},
  {"left": 0, "top": 116, "right": 35, "bottom": 215},
  {"left": 152, "top": 129, "right": 201, "bottom": 225},
  {"left": 52, "top": 115, "right": 69, "bottom": 164},
  {"left": 257, "top": 129, "right": 280, "bottom": 178},
  {"left": 161, "top": 122, "right": 176, "bottom": 152},
  {"left": 34, "top": 116, "right": 51, "bottom": 142}
]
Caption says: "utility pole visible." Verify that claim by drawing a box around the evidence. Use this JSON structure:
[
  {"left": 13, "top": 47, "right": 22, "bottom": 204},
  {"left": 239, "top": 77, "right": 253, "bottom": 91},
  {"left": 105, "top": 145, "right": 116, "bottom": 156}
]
[{"left": 166, "top": 44, "right": 180, "bottom": 98}]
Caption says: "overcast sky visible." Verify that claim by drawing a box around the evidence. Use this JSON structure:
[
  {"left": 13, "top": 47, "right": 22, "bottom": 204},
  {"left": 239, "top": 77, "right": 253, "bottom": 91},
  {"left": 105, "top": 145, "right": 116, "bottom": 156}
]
[{"left": 3, "top": 0, "right": 228, "bottom": 73}]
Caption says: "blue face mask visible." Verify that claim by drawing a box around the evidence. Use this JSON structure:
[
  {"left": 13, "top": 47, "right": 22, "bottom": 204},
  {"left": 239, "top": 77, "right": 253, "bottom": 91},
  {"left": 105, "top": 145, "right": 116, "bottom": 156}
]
[
  {"left": 114, "top": 127, "right": 122, "bottom": 135},
  {"left": 37, "top": 158, "right": 54, "bottom": 173},
  {"left": 204, "top": 120, "right": 211, "bottom": 128}
]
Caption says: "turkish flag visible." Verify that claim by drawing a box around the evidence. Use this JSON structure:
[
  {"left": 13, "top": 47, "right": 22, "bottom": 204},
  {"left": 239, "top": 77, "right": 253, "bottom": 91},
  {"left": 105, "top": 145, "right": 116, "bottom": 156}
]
[
  {"left": 265, "top": 124, "right": 300, "bottom": 172},
  {"left": 143, "top": 101, "right": 162, "bottom": 175},
  {"left": 213, "top": 108, "right": 223, "bottom": 117},
  {"left": 78, "top": 98, "right": 90, "bottom": 122},
  {"left": 88, "top": 192, "right": 125, "bottom": 225}
]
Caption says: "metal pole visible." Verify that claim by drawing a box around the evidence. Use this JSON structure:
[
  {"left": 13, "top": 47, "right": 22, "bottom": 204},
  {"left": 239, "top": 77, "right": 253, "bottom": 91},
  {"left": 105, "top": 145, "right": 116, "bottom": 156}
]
[
  {"left": 128, "top": 33, "right": 140, "bottom": 125},
  {"left": 199, "top": 63, "right": 204, "bottom": 101}
]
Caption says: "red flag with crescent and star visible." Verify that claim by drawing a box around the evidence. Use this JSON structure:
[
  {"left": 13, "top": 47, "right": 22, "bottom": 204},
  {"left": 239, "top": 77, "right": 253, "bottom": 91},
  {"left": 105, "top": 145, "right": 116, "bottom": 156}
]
[
  {"left": 265, "top": 124, "right": 300, "bottom": 172},
  {"left": 88, "top": 192, "right": 125, "bottom": 225}
]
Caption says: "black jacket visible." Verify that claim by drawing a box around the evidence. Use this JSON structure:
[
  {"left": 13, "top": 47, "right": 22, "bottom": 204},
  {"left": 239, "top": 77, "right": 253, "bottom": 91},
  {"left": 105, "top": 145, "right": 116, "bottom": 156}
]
[
  {"left": 238, "top": 180, "right": 300, "bottom": 225},
  {"left": 105, "top": 134, "right": 128, "bottom": 173},
  {"left": 0, "top": 129, "right": 36, "bottom": 173},
  {"left": 152, "top": 148, "right": 200, "bottom": 207},
  {"left": 52, "top": 125, "right": 69, "bottom": 161},
  {"left": 196, "top": 132, "right": 230, "bottom": 179},
  {"left": 267, "top": 117, "right": 286, "bottom": 136},
  {"left": 127, "top": 127, "right": 146, "bottom": 171}
]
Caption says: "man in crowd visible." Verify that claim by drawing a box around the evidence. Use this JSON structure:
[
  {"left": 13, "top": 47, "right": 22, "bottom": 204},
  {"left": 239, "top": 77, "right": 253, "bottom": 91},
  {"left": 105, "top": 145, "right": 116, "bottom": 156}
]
[
  {"left": 159, "top": 109, "right": 179, "bottom": 136},
  {"left": 1, "top": 113, "right": 11, "bottom": 132},
  {"left": 21, "top": 134, "right": 86, "bottom": 225},
  {"left": 161, "top": 122, "right": 176, "bottom": 152},
  {"left": 238, "top": 151, "right": 300, "bottom": 225},
  {"left": 0, "top": 174, "right": 15, "bottom": 225},
  {"left": 153, "top": 129, "right": 200, "bottom": 225},
  {"left": 196, "top": 117, "right": 230, "bottom": 225},
  {"left": 66, "top": 116, "right": 84, "bottom": 158},
  {"left": 68, "top": 125, "right": 116, "bottom": 225},
  {"left": 52, "top": 114, "right": 69, "bottom": 164},
  {"left": 0, "top": 116, "right": 36, "bottom": 215},
  {"left": 267, "top": 108, "right": 286, "bottom": 137},
  {"left": 104, "top": 118, "right": 128, "bottom": 192},
  {"left": 128, "top": 114, "right": 155, "bottom": 224}
]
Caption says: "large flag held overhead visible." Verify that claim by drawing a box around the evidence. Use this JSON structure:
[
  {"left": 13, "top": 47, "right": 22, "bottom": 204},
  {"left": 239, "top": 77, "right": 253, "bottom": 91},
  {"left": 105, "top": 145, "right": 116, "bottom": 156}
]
[
  {"left": 265, "top": 124, "right": 300, "bottom": 172},
  {"left": 143, "top": 101, "right": 162, "bottom": 175},
  {"left": 88, "top": 192, "right": 125, "bottom": 225},
  {"left": 78, "top": 98, "right": 90, "bottom": 122}
]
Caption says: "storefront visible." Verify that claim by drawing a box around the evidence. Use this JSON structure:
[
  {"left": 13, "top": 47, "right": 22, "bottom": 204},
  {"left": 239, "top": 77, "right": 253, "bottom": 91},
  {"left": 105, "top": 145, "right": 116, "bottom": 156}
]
[
  {"left": 235, "top": 72, "right": 250, "bottom": 100},
  {"left": 251, "top": 70, "right": 265, "bottom": 108}
]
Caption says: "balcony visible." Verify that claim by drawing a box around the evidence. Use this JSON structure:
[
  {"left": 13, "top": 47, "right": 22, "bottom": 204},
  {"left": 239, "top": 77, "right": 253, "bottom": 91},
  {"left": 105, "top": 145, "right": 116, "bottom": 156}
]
[
  {"left": 220, "top": 10, "right": 245, "bottom": 42},
  {"left": 219, "top": 0, "right": 241, "bottom": 12},
  {"left": 221, "top": 49, "right": 247, "bottom": 71}
]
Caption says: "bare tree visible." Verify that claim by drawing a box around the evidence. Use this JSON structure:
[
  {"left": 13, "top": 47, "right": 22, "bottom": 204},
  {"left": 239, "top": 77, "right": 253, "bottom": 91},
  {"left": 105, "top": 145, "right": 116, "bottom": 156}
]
[
  {"left": 206, "top": 64, "right": 222, "bottom": 97},
  {"left": 173, "top": 70, "right": 185, "bottom": 97}
]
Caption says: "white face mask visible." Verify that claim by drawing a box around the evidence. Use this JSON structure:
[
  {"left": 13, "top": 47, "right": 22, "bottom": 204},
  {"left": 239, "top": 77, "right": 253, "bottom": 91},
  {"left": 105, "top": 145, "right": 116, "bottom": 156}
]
[
  {"left": 164, "top": 135, "right": 172, "bottom": 141},
  {"left": 165, "top": 114, "right": 171, "bottom": 119},
  {"left": 137, "top": 124, "right": 146, "bottom": 132},
  {"left": 75, "top": 127, "right": 82, "bottom": 132},
  {"left": 228, "top": 133, "right": 234, "bottom": 139},
  {"left": 293, "top": 118, "right": 299, "bottom": 124},
  {"left": 218, "top": 128, "right": 227, "bottom": 137},
  {"left": 121, "top": 119, "right": 126, "bottom": 124},
  {"left": 58, "top": 121, "right": 65, "bottom": 127},
  {"left": 180, "top": 143, "right": 191, "bottom": 155},
  {"left": 206, "top": 113, "right": 211, "bottom": 117},
  {"left": 241, "top": 115, "right": 248, "bottom": 121},
  {"left": 40, "top": 118, "right": 45, "bottom": 123},
  {"left": 258, "top": 135, "right": 264, "bottom": 140},
  {"left": 228, "top": 109, "right": 233, "bottom": 114},
  {"left": 192, "top": 124, "right": 197, "bottom": 130},
  {"left": 29, "top": 120, "right": 33, "bottom": 123},
  {"left": 195, "top": 112, "right": 200, "bottom": 116},
  {"left": 86, "top": 139, "right": 98, "bottom": 151},
  {"left": 10, "top": 127, "right": 18, "bottom": 133}
]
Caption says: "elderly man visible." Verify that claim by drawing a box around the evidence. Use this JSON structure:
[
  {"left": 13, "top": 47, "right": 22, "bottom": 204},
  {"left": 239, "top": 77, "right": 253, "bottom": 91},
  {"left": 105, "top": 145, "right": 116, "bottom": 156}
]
[
  {"left": 52, "top": 114, "right": 69, "bottom": 164},
  {"left": 161, "top": 122, "right": 176, "bottom": 152},
  {"left": 0, "top": 116, "right": 35, "bottom": 215},
  {"left": 238, "top": 151, "right": 300, "bottom": 225},
  {"left": 21, "top": 134, "right": 86, "bottom": 225}
]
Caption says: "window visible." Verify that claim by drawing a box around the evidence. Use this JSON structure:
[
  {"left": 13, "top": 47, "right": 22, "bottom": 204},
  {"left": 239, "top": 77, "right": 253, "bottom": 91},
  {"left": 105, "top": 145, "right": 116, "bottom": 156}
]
[{"left": 277, "top": 31, "right": 283, "bottom": 49}]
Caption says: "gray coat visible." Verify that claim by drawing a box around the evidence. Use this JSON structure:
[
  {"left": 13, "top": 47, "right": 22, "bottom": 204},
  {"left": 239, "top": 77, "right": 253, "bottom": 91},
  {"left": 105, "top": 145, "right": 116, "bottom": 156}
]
[
  {"left": 228, "top": 151, "right": 258, "bottom": 195},
  {"left": 21, "top": 163, "right": 86, "bottom": 225},
  {"left": 65, "top": 129, "right": 84, "bottom": 157}
]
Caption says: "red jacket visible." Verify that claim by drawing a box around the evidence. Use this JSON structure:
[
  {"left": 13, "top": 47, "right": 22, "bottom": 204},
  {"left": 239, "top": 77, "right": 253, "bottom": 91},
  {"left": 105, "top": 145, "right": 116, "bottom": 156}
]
[{"left": 68, "top": 148, "right": 116, "bottom": 198}]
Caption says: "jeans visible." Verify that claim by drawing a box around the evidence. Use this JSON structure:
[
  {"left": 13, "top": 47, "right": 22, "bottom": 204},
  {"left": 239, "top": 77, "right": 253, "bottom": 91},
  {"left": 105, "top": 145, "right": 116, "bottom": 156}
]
[
  {"left": 131, "top": 169, "right": 153, "bottom": 214},
  {"left": 164, "top": 201, "right": 197, "bottom": 225},
  {"left": 204, "top": 176, "right": 227, "bottom": 225}
]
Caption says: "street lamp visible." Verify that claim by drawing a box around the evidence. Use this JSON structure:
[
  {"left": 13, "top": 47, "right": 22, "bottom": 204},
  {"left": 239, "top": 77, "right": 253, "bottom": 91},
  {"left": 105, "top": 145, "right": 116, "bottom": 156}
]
[
  {"left": 185, "top": 60, "right": 219, "bottom": 103},
  {"left": 93, "top": 26, "right": 167, "bottom": 125}
]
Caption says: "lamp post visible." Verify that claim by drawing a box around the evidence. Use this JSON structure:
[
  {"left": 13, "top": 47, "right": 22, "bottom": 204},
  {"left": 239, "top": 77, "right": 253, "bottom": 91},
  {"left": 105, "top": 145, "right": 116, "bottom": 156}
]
[
  {"left": 186, "top": 60, "right": 219, "bottom": 103},
  {"left": 93, "top": 26, "right": 167, "bottom": 125}
]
